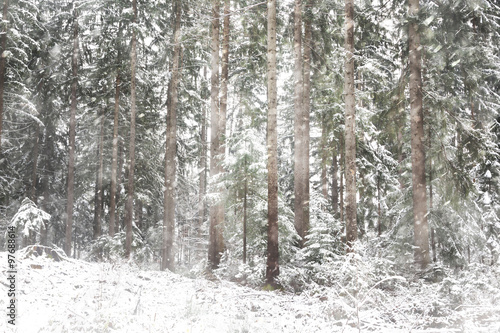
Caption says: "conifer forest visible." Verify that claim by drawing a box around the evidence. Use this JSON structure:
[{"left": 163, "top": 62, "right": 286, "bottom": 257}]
[{"left": 1, "top": 0, "right": 500, "bottom": 331}]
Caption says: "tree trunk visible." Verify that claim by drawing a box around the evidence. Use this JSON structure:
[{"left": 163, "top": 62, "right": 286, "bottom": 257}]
[
  {"left": 331, "top": 148, "right": 339, "bottom": 215},
  {"left": 0, "top": 0, "right": 8, "bottom": 152},
  {"left": 124, "top": 0, "right": 138, "bottom": 258},
  {"left": 198, "top": 69, "right": 207, "bottom": 240},
  {"left": 208, "top": 0, "right": 221, "bottom": 269},
  {"left": 216, "top": 0, "right": 229, "bottom": 259},
  {"left": 320, "top": 117, "right": 328, "bottom": 201},
  {"left": 339, "top": 139, "right": 344, "bottom": 223},
  {"left": 266, "top": 0, "right": 279, "bottom": 287},
  {"left": 109, "top": 25, "right": 122, "bottom": 237},
  {"left": 30, "top": 124, "right": 40, "bottom": 202},
  {"left": 344, "top": 0, "right": 357, "bottom": 252},
  {"left": 93, "top": 108, "right": 104, "bottom": 240},
  {"left": 293, "top": 0, "right": 308, "bottom": 247},
  {"left": 429, "top": 118, "right": 436, "bottom": 263},
  {"left": 64, "top": 9, "right": 79, "bottom": 256},
  {"left": 409, "top": 0, "right": 430, "bottom": 269},
  {"left": 243, "top": 155, "right": 248, "bottom": 264},
  {"left": 162, "top": 0, "right": 182, "bottom": 272},
  {"left": 377, "top": 174, "right": 382, "bottom": 236},
  {"left": 116, "top": 135, "right": 124, "bottom": 233}
]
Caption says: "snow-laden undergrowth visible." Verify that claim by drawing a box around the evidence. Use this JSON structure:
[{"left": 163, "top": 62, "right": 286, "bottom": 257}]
[{"left": 1, "top": 249, "right": 499, "bottom": 332}]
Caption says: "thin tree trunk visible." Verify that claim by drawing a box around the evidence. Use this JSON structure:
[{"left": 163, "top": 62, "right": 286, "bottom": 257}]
[
  {"left": 293, "top": 0, "right": 308, "bottom": 247},
  {"left": 377, "top": 175, "right": 382, "bottom": 236},
  {"left": 302, "top": 0, "right": 312, "bottom": 227},
  {"left": 0, "top": 0, "right": 9, "bottom": 152},
  {"left": 93, "top": 108, "right": 104, "bottom": 240},
  {"left": 116, "top": 138, "right": 124, "bottom": 234},
  {"left": 243, "top": 155, "right": 248, "bottom": 264},
  {"left": 344, "top": 0, "right": 357, "bottom": 252},
  {"left": 30, "top": 124, "right": 40, "bottom": 202},
  {"left": 124, "top": 0, "right": 138, "bottom": 258},
  {"left": 429, "top": 118, "right": 436, "bottom": 263},
  {"left": 64, "top": 9, "right": 79, "bottom": 256},
  {"left": 109, "top": 25, "right": 122, "bottom": 237},
  {"left": 208, "top": 0, "right": 221, "bottom": 269},
  {"left": 340, "top": 139, "right": 344, "bottom": 223},
  {"left": 198, "top": 68, "right": 208, "bottom": 239},
  {"left": 409, "top": 0, "right": 430, "bottom": 268},
  {"left": 266, "top": 0, "right": 279, "bottom": 287},
  {"left": 331, "top": 148, "right": 339, "bottom": 214},
  {"left": 162, "top": 0, "right": 182, "bottom": 272}
]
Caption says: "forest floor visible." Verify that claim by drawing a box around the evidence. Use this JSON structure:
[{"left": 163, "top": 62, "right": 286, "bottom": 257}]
[{"left": 1, "top": 248, "right": 499, "bottom": 333}]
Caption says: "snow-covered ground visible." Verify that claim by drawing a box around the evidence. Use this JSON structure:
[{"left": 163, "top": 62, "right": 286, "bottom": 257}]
[{"left": 1, "top": 249, "right": 499, "bottom": 332}]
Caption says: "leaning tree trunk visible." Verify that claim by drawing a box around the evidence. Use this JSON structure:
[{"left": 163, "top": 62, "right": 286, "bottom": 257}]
[
  {"left": 344, "top": 0, "right": 357, "bottom": 252},
  {"left": 124, "top": 0, "right": 138, "bottom": 258},
  {"left": 208, "top": 0, "right": 221, "bottom": 269},
  {"left": 266, "top": 0, "right": 279, "bottom": 287},
  {"left": 293, "top": 0, "right": 308, "bottom": 247},
  {"left": 64, "top": 9, "right": 79, "bottom": 257},
  {"left": 162, "top": 0, "right": 182, "bottom": 272},
  {"left": 0, "top": 0, "right": 9, "bottom": 152},
  {"left": 409, "top": 0, "right": 430, "bottom": 269}
]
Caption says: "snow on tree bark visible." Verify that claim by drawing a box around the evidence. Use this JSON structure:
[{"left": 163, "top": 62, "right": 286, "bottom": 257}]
[
  {"left": 409, "top": 0, "right": 430, "bottom": 269},
  {"left": 344, "top": 0, "right": 357, "bottom": 252},
  {"left": 293, "top": 0, "right": 308, "bottom": 247},
  {"left": 162, "top": 0, "right": 182, "bottom": 272},
  {"left": 0, "top": 0, "right": 8, "bottom": 152},
  {"left": 266, "top": 0, "right": 279, "bottom": 287},
  {"left": 208, "top": 0, "right": 223, "bottom": 269},
  {"left": 124, "top": 0, "right": 138, "bottom": 259},
  {"left": 64, "top": 8, "right": 79, "bottom": 257}
]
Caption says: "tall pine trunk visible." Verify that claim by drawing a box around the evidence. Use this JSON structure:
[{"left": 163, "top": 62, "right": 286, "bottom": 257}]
[
  {"left": 208, "top": 0, "right": 222, "bottom": 269},
  {"left": 64, "top": 9, "right": 79, "bottom": 256},
  {"left": 331, "top": 148, "right": 339, "bottom": 214},
  {"left": 243, "top": 155, "right": 248, "bottom": 264},
  {"left": 93, "top": 108, "right": 104, "bottom": 240},
  {"left": 198, "top": 99, "right": 207, "bottom": 239},
  {"left": 408, "top": 0, "right": 430, "bottom": 268},
  {"left": 344, "top": 0, "right": 357, "bottom": 251},
  {"left": 109, "top": 24, "right": 122, "bottom": 237},
  {"left": 124, "top": 0, "right": 138, "bottom": 258},
  {"left": 266, "top": 0, "right": 279, "bottom": 287},
  {"left": 0, "top": 0, "right": 8, "bottom": 152},
  {"left": 162, "top": 0, "right": 182, "bottom": 272},
  {"left": 293, "top": 0, "right": 308, "bottom": 247},
  {"left": 303, "top": 0, "right": 312, "bottom": 217}
]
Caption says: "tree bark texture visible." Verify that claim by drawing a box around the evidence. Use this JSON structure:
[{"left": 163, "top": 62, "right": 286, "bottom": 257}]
[
  {"left": 93, "top": 108, "right": 104, "bottom": 240},
  {"left": 293, "top": 0, "right": 308, "bottom": 247},
  {"left": 162, "top": 0, "right": 182, "bottom": 272},
  {"left": 243, "top": 155, "right": 248, "bottom": 264},
  {"left": 331, "top": 149, "right": 339, "bottom": 214},
  {"left": 198, "top": 97, "right": 207, "bottom": 238},
  {"left": 409, "top": 0, "right": 430, "bottom": 269},
  {"left": 0, "top": 0, "right": 8, "bottom": 152},
  {"left": 124, "top": 0, "right": 138, "bottom": 258},
  {"left": 64, "top": 10, "right": 79, "bottom": 257},
  {"left": 109, "top": 26, "right": 122, "bottom": 237},
  {"left": 344, "top": 0, "right": 357, "bottom": 252},
  {"left": 266, "top": 0, "right": 279, "bottom": 287},
  {"left": 208, "top": 0, "right": 223, "bottom": 269}
]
